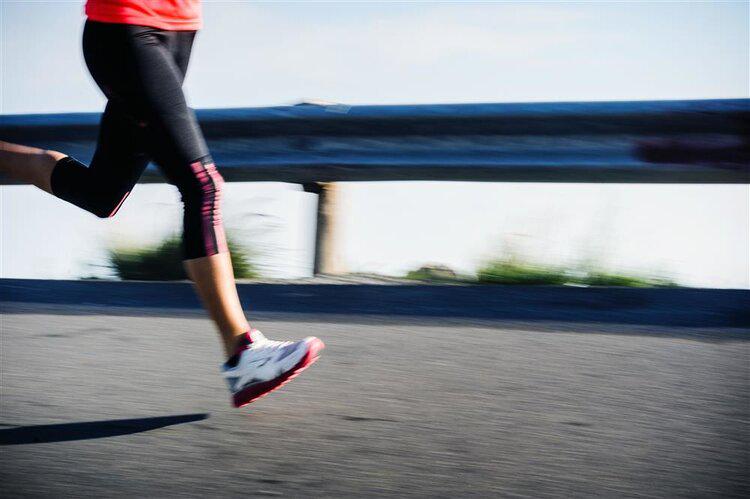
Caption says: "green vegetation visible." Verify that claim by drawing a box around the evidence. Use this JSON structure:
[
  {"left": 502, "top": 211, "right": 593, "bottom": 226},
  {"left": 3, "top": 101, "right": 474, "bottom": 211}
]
[
  {"left": 476, "top": 261, "right": 568, "bottom": 285},
  {"left": 406, "top": 260, "right": 676, "bottom": 287},
  {"left": 478, "top": 260, "right": 675, "bottom": 287},
  {"left": 581, "top": 271, "right": 674, "bottom": 288},
  {"left": 108, "top": 235, "right": 257, "bottom": 281},
  {"left": 405, "top": 264, "right": 462, "bottom": 282}
]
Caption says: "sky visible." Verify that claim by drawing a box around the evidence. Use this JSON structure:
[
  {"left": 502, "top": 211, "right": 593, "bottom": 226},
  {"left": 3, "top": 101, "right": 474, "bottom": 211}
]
[
  {"left": 1, "top": 1, "right": 747, "bottom": 113},
  {"left": 1, "top": 1, "right": 748, "bottom": 287}
]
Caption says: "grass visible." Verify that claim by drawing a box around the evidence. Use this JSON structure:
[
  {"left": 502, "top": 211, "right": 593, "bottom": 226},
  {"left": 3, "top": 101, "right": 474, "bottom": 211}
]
[
  {"left": 108, "top": 235, "right": 257, "bottom": 281},
  {"left": 405, "top": 264, "right": 461, "bottom": 282},
  {"left": 476, "top": 261, "right": 570, "bottom": 285},
  {"left": 581, "top": 271, "right": 674, "bottom": 287},
  {"left": 406, "top": 260, "right": 676, "bottom": 287},
  {"left": 478, "top": 260, "right": 675, "bottom": 287}
]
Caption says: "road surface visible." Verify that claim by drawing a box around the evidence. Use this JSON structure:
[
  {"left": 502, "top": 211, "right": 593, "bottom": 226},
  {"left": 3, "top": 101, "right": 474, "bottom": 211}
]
[{"left": 1, "top": 280, "right": 748, "bottom": 497}]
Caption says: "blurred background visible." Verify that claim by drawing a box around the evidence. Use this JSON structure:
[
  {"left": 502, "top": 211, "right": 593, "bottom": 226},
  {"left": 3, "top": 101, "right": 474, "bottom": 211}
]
[
  {"left": 1, "top": 1, "right": 748, "bottom": 288},
  {"left": 2, "top": 2, "right": 749, "bottom": 498}
]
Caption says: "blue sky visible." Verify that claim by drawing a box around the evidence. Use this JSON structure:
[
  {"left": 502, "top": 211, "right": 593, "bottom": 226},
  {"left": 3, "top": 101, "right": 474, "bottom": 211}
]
[{"left": 1, "top": 1, "right": 747, "bottom": 113}]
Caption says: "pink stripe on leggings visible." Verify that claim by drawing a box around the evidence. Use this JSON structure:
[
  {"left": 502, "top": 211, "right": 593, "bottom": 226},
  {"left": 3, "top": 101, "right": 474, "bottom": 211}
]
[
  {"left": 190, "top": 160, "right": 228, "bottom": 256},
  {"left": 108, "top": 191, "right": 131, "bottom": 218}
]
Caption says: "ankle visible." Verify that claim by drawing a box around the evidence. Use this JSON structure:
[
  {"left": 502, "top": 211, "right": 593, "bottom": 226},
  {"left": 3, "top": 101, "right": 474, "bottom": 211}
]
[{"left": 225, "top": 330, "right": 252, "bottom": 357}]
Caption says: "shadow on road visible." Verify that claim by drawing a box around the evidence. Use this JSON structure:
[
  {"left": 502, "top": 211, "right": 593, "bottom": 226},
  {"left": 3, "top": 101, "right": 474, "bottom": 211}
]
[{"left": 0, "top": 413, "right": 208, "bottom": 445}]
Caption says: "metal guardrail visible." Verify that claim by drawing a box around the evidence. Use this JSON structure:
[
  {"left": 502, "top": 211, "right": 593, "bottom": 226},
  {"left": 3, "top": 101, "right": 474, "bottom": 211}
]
[
  {"left": 3, "top": 98, "right": 748, "bottom": 274},
  {"left": 2, "top": 99, "right": 748, "bottom": 184}
]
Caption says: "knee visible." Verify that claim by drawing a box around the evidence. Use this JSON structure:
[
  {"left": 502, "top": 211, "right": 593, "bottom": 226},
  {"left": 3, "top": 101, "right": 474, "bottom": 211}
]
[
  {"left": 91, "top": 191, "right": 130, "bottom": 218},
  {"left": 179, "top": 160, "right": 227, "bottom": 258},
  {"left": 51, "top": 156, "right": 133, "bottom": 219},
  {"left": 180, "top": 159, "right": 224, "bottom": 212}
]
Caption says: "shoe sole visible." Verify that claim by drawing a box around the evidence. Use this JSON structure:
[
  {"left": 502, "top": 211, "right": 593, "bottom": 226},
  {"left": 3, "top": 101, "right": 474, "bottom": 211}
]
[{"left": 232, "top": 337, "right": 325, "bottom": 408}]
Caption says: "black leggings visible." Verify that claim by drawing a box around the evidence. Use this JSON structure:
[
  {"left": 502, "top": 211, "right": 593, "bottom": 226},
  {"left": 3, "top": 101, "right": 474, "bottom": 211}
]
[{"left": 51, "top": 20, "right": 226, "bottom": 259}]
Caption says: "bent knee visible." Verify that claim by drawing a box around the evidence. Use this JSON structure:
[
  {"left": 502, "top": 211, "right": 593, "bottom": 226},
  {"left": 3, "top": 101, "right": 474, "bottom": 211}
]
[{"left": 92, "top": 191, "right": 131, "bottom": 218}]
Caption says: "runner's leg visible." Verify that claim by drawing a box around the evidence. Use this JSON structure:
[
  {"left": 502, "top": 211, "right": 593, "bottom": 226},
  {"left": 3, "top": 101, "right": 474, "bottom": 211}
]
[
  {"left": 50, "top": 101, "right": 151, "bottom": 218},
  {"left": 82, "top": 22, "right": 250, "bottom": 356},
  {"left": 2, "top": 21, "right": 324, "bottom": 406},
  {"left": 2, "top": 25, "right": 153, "bottom": 215},
  {"left": 129, "top": 34, "right": 327, "bottom": 404}
]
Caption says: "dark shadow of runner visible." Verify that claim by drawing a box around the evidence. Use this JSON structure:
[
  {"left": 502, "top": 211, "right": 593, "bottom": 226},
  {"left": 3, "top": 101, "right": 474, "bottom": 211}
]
[{"left": 0, "top": 413, "right": 208, "bottom": 445}]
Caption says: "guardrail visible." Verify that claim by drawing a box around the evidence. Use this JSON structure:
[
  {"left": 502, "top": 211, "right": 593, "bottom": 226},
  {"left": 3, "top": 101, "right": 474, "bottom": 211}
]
[
  {"left": 2, "top": 99, "right": 748, "bottom": 273},
  {"left": 2, "top": 99, "right": 748, "bottom": 184}
]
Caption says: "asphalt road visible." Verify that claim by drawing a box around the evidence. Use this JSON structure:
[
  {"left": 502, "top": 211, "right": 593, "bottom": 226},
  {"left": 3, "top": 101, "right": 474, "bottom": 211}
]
[{"left": 1, "top": 281, "right": 748, "bottom": 498}]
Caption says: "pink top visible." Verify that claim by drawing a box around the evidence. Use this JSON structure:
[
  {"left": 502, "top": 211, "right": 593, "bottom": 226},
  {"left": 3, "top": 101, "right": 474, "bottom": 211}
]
[{"left": 86, "top": 0, "right": 202, "bottom": 31}]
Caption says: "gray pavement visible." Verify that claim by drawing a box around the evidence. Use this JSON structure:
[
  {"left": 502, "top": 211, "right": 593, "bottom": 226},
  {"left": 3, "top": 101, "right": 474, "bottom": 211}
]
[{"left": 0, "top": 282, "right": 748, "bottom": 497}]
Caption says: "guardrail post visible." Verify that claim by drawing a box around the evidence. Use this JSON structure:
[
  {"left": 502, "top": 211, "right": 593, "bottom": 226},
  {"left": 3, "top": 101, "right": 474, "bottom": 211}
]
[{"left": 303, "top": 182, "right": 344, "bottom": 275}]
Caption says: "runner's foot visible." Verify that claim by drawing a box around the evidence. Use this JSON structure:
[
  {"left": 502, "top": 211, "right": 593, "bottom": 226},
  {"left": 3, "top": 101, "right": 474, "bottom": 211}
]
[{"left": 222, "top": 329, "right": 324, "bottom": 407}]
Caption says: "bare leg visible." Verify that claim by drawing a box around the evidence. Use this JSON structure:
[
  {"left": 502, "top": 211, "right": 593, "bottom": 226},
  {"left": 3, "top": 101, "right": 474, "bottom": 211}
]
[
  {"left": 0, "top": 140, "right": 66, "bottom": 193},
  {"left": 184, "top": 253, "right": 250, "bottom": 357}
]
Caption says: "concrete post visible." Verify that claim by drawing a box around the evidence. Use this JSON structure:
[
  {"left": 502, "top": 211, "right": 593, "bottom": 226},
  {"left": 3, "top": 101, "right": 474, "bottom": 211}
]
[{"left": 303, "top": 182, "right": 344, "bottom": 275}]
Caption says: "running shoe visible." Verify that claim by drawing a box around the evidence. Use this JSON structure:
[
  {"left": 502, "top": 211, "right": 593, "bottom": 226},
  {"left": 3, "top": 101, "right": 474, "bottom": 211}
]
[{"left": 222, "top": 329, "right": 324, "bottom": 407}]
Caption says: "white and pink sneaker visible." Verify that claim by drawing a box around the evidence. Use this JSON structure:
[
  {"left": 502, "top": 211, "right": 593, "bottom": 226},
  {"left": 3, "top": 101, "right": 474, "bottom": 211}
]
[{"left": 222, "top": 329, "right": 324, "bottom": 407}]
